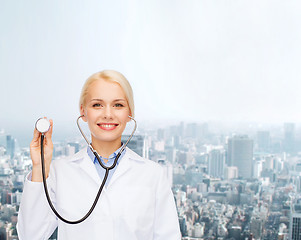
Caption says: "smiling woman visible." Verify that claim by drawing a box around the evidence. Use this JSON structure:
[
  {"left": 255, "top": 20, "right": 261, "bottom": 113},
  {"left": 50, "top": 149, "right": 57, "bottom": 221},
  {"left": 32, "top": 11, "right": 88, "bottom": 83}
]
[
  {"left": 80, "top": 74, "right": 132, "bottom": 158},
  {"left": 79, "top": 70, "right": 135, "bottom": 118},
  {"left": 16, "top": 70, "right": 181, "bottom": 240}
]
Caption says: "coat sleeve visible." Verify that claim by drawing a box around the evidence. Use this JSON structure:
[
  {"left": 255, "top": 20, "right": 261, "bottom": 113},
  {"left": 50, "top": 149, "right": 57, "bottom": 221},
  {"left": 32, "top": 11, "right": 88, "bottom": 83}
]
[
  {"left": 153, "top": 167, "right": 182, "bottom": 240},
  {"left": 17, "top": 165, "right": 58, "bottom": 240}
]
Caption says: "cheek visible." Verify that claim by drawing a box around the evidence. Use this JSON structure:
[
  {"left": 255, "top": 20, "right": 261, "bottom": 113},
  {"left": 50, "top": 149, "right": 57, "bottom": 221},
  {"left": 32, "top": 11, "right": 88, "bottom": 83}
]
[
  {"left": 85, "top": 110, "right": 98, "bottom": 123},
  {"left": 117, "top": 111, "right": 130, "bottom": 123}
]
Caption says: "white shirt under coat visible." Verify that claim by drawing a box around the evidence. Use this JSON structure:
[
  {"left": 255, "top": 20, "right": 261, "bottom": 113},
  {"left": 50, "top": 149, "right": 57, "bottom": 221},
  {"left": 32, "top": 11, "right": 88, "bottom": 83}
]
[{"left": 17, "top": 147, "right": 181, "bottom": 240}]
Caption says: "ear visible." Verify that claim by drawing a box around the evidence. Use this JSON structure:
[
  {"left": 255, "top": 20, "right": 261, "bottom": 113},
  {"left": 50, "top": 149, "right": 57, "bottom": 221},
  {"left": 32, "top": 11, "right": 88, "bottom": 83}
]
[
  {"left": 127, "top": 111, "right": 132, "bottom": 122},
  {"left": 127, "top": 113, "right": 132, "bottom": 122},
  {"left": 80, "top": 105, "right": 87, "bottom": 122}
]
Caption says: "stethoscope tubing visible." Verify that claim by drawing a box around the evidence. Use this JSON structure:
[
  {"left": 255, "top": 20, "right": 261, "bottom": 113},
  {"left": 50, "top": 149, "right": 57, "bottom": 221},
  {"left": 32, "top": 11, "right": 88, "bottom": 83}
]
[
  {"left": 40, "top": 116, "right": 137, "bottom": 224},
  {"left": 76, "top": 115, "right": 137, "bottom": 170}
]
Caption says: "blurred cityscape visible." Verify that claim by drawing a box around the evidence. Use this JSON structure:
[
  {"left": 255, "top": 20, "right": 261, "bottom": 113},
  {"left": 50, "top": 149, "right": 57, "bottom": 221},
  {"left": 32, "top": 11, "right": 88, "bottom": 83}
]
[{"left": 1, "top": 121, "right": 301, "bottom": 240}]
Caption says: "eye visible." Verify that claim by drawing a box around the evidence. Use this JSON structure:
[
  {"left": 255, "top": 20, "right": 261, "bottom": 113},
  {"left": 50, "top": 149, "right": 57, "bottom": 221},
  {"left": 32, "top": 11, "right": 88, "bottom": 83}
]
[
  {"left": 92, "top": 103, "right": 102, "bottom": 107},
  {"left": 114, "top": 103, "right": 124, "bottom": 107}
]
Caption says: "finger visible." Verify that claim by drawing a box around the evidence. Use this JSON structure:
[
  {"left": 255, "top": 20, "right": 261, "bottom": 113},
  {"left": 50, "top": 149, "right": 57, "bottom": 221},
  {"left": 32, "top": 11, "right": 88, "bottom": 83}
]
[
  {"left": 45, "top": 119, "right": 53, "bottom": 141},
  {"left": 32, "top": 127, "right": 41, "bottom": 142}
]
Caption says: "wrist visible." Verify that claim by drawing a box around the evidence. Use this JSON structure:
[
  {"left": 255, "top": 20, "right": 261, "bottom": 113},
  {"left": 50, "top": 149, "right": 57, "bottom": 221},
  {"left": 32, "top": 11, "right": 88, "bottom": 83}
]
[{"left": 32, "top": 165, "right": 49, "bottom": 182}]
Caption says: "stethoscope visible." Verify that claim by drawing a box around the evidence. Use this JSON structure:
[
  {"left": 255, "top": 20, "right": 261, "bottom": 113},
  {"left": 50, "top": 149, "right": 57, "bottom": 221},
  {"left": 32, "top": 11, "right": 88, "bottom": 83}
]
[{"left": 35, "top": 115, "right": 137, "bottom": 224}]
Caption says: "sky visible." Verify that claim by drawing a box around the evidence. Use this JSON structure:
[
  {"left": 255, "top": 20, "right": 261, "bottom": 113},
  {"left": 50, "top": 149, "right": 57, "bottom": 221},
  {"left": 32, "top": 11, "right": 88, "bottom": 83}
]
[{"left": 1, "top": 0, "right": 301, "bottom": 143}]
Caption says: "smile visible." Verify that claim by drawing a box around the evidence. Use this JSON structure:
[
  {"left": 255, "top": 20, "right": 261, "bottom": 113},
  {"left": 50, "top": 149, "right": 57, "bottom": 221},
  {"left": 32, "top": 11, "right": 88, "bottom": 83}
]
[{"left": 97, "top": 123, "right": 118, "bottom": 130}]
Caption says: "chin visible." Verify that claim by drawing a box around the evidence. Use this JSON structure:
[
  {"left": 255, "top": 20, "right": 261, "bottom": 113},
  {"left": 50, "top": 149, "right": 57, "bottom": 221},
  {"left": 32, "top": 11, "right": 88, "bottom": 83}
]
[{"left": 93, "top": 134, "right": 122, "bottom": 143}]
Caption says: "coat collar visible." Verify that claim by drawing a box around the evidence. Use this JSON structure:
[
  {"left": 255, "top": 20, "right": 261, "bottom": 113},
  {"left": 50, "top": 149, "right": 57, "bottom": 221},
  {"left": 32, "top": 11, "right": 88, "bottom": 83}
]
[{"left": 67, "top": 147, "right": 145, "bottom": 186}]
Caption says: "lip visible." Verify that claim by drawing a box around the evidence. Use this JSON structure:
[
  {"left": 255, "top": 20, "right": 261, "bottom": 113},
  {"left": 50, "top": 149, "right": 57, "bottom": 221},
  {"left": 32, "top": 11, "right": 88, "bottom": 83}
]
[{"left": 97, "top": 123, "right": 119, "bottom": 131}]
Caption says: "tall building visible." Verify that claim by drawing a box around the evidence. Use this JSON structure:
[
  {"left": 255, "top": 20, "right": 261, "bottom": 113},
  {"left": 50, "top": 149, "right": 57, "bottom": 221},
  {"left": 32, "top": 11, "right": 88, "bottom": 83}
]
[
  {"left": 250, "top": 216, "right": 263, "bottom": 239},
  {"left": 284, "top": 123, "right": 295, "bottom": 155},
  {"left": 257, "top": 131, "right": 270, "bottom": 152},
  {"left": 121, "top": 135, "right": 146, "bottom": 157},
  {"left": 0, "top": 131, "right": 6, "bottom": 147},
  {"left": 157, "top": 128, "right": 165, "bottom": 141},
  {"left": 224, "top": 166, "right": 238, "bottom": 180},
  {"left": 208, "top": 149, "right": 225, "bottom": 178},
  {"left": 253, "top": 160, "right": 263, "bottom": 178},
  {"left": 228, "top": 135, "right": 253, "bottom": 179},
  {"left": 185, "top": 123, "right": 198, "bottom": 138},
  {"left": 158, "top": 160, "right": 173, "bottom": 187},
  {"left": 165, "top": 147, "right": 176, "bottom": 163},
  {"left": 6, "top": 135, "right": 15, "bottom": 159},
  {"left": 289, "top": 203, "right": 301, "bottom": 240}
]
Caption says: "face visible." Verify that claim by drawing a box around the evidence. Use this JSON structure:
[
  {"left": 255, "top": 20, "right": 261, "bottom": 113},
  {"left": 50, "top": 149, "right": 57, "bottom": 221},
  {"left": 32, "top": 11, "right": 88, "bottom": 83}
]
[{"left": 80, "top": 79, "right": 131, "bottom": 146}]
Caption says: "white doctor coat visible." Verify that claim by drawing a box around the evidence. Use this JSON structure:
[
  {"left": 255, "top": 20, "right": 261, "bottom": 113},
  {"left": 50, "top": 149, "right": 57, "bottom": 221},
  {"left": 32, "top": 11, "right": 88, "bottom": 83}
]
[{"left": 17, "top": 147, "right": 181, "bottom": 240}]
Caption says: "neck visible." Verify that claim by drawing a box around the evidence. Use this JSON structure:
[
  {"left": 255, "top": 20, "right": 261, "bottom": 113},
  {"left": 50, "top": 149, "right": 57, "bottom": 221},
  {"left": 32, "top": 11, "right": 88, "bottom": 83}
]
[{"left": 91, "top": 137, "right": 122, "bottom": 159}]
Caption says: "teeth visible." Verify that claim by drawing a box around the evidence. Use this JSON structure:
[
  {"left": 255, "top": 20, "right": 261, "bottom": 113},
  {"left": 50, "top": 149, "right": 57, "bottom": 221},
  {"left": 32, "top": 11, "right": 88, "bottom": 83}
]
[{"left": 101, "top": 124, "right": 115, "bottom": 128}]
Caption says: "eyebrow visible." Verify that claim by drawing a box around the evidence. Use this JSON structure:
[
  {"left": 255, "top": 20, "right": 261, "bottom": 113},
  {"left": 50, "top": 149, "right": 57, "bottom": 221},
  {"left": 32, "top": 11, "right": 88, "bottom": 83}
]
[{"left": 90, "top": 99, "right": 126, "bottom": 102}]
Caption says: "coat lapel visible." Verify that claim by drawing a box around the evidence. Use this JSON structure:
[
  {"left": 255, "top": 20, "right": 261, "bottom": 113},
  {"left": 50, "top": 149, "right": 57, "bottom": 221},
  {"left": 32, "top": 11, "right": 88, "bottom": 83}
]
[
  {"left": 108, "top": 148, "right": 145, "bottom": 187},
  {"left": 108, "top": 153, "right": 132, "bottom": 187},
  {"left": 70, "top": 147, "right": 145, "bottom": 187},
  {"left": 71, "top": 149, "right": 101, "bottom": 185}
]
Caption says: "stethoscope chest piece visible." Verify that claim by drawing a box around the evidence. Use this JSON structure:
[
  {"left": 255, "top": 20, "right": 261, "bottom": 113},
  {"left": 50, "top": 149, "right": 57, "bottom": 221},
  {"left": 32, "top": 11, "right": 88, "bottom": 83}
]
[{"left": 35, "top": 118, "right": 50, "bottom": 133}]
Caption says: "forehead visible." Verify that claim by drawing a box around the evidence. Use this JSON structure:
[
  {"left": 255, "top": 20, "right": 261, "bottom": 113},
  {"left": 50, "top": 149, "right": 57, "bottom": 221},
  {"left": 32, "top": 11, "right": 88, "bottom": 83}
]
[{"left": 87, "top": 79, "right": 126, "bottom": 100}]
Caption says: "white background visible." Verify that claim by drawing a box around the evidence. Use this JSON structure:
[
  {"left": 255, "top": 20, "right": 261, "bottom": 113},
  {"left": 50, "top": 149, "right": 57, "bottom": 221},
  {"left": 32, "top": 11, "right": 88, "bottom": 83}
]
[{"left": 1, "top": 0, "right": 301, "bottom": 143}]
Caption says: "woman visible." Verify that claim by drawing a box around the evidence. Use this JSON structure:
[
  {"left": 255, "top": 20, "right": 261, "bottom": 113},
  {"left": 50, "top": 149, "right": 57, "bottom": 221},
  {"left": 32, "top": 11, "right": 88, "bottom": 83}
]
[{"left": 17, "top": 70, "right": 181, "bottom": 240}]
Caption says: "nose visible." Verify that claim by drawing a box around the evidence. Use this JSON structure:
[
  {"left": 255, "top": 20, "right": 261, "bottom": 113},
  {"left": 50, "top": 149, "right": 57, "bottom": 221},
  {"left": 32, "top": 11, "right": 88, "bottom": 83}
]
[{"left": 103, "top": 106, "right": 113, "bottom": 119}]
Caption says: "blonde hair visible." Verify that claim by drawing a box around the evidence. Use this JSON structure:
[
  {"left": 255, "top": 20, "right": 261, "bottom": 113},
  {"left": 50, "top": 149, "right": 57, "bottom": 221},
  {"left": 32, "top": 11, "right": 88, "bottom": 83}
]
[{"left": 79, "top": 70, "right": 135, "bottom": 117}]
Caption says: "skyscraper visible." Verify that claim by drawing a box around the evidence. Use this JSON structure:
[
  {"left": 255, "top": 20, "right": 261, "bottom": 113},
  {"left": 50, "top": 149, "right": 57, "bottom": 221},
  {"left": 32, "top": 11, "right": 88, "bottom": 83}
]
[
  {"left": 121, "top": 135, "right": 146, "bottom": 157},
  {"left": 257, "top": 131, "right": 270, "bottom": 152},
  {"left": 289, "top": 203, "right": 301, "bottom": 240},
  {"left": 228, "top": 135, "right": 253, "bottom": 179},
  {"left": 284, "top": 123, "right": 295, "bottom": 155},
  {"left": 6, "top": 135, "right": 15, "bottom": 159},
  {"left": 208, "top": 149, "right": 225, "bottom": 178}
]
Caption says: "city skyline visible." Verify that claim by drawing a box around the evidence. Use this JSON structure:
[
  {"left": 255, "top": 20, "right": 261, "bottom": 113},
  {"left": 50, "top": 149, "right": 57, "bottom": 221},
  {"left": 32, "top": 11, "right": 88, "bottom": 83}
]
[{"left": 1, "top": 118, "right": 301, "bottom": 239}]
